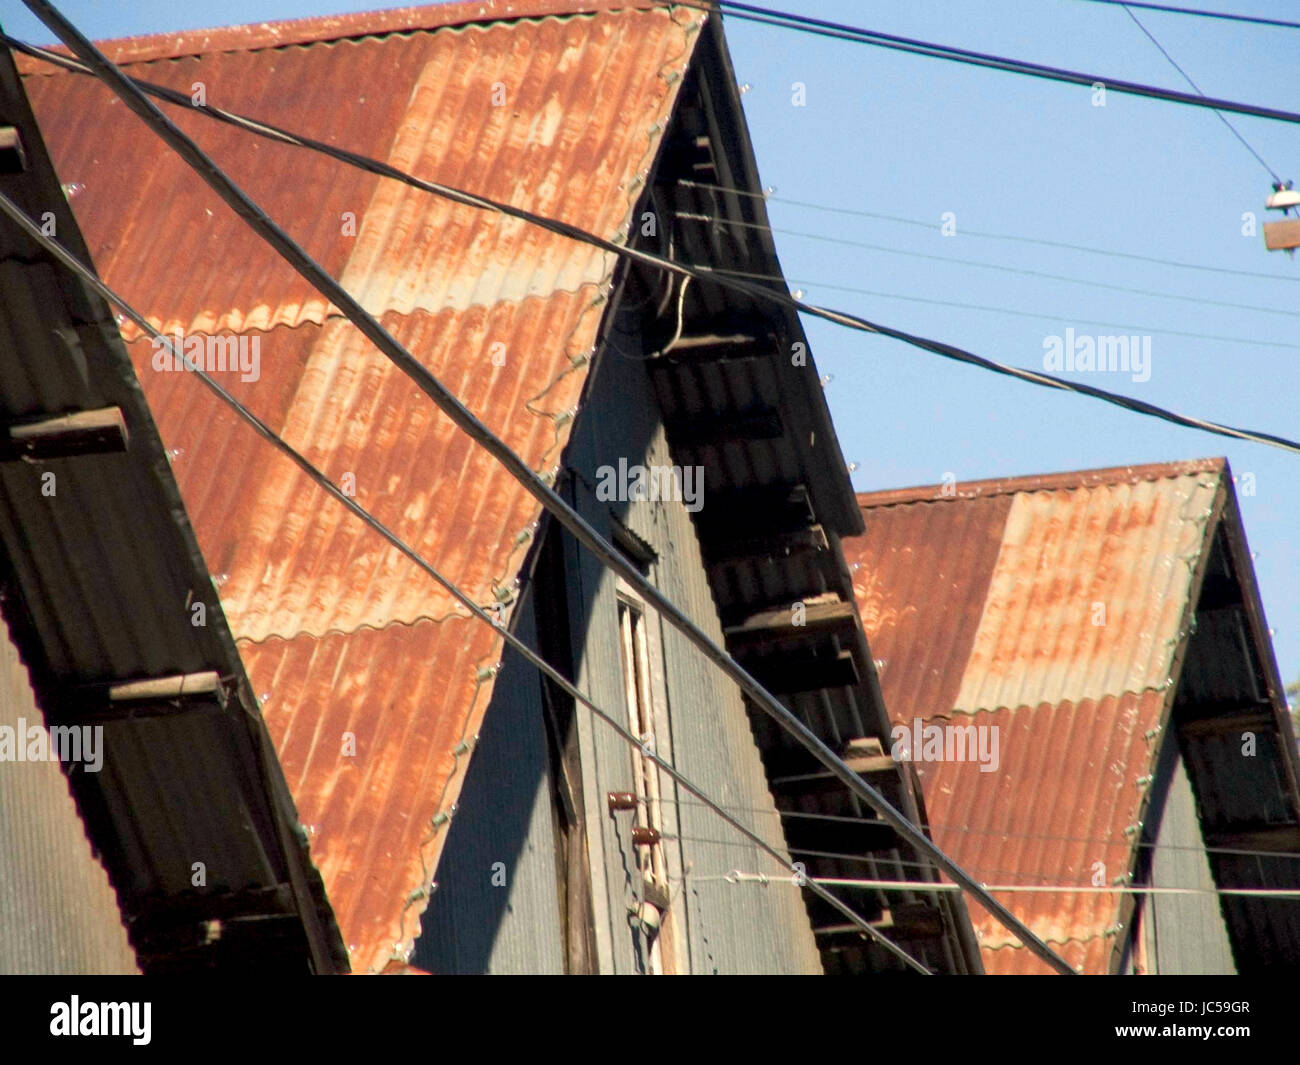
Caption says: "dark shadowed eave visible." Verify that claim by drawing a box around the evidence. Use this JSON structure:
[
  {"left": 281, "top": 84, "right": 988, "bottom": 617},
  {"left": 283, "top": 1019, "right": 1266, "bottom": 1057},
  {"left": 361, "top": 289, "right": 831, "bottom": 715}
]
[
  {"left": 0, "top": 39, "right": 346, "bottom": 973},
  {"left": 846, "top": 458, "right": 1300, "bottom": 973}
]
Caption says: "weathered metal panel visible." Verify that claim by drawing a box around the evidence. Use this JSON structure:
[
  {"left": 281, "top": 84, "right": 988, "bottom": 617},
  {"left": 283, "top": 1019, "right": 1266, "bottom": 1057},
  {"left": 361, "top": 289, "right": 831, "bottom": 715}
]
[
  {"left": 125, "top": 301, "right": 605, "bottom": 643},
  {"left": 563, "top": 340, "right": 823, "bottom": 974},
  {"left": 846, "top": 461, "right": 1228, "bottom": 973},
  {"left": 917, "top": 692, "right": 1165, "bottom": 962},
  {"left": 15, "top": 1, "right": 683, "bottom": 69},
  {"left": 413, "top": 593, "right": 565, "bottom": 974},
  {"left": 0, "top": 619, "right": 138, "bottom": 974},
  {"left": 853, "top": 490, "right": 1012, "bottom": 724},
  {"left": 0, "top": 43, "right": 342, "bottom": 971},
  {"left": 24, "top": 8, "right": 703, "bottom": 341},
  {"left": 1145, "top": 756, "right": 1236, "bottom": 975},
  {"left": 954, "top": 476, "right": 1218, "bottom": 715},
  {"left": 23, "top": 4, "right": 704, "bottom": 973},
  {"left": 237, "top": 615, "right": 498, "bottom": 968}
]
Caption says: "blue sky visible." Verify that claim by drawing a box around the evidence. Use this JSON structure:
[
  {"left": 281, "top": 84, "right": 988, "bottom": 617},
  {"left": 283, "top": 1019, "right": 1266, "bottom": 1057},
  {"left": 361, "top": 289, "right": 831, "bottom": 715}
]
[{"left": 4, "top": 0, "right": 1298, "bottom": 690}]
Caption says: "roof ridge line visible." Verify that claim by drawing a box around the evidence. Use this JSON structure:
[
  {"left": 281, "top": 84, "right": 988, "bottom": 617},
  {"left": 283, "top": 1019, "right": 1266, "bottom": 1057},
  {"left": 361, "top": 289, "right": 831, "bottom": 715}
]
[
  {"left": 16, "top": 2, "right": 684, "bottom": 73},
  {"left": 857, "top": 458, "right": 1226, "bottom": 510}
]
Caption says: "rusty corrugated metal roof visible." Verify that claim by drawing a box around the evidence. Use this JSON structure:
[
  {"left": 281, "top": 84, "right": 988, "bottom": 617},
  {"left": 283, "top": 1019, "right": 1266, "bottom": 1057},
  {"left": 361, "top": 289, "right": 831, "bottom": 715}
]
[
  {"left": 846, "top": 459, "right": 1227, "bottom": 973},
  {"left": 24, "top": 0, "right": 705, "bottom": 972}
]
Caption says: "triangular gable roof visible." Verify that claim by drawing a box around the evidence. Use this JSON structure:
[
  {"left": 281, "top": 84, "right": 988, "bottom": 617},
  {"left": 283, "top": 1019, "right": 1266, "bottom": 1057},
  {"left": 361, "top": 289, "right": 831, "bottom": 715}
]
[
  {"left": 22, "top": 0, "right": 706, "bottom": 972},
  {"left": 844, "top": 458, "right": 1300, "bottom": 973}
]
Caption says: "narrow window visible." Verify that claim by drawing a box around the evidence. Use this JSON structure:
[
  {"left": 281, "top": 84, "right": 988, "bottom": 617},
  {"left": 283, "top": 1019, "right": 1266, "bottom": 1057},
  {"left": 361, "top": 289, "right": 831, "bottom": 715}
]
[{"left": 616, "top": 592, "right": 676, "bottom": 973}]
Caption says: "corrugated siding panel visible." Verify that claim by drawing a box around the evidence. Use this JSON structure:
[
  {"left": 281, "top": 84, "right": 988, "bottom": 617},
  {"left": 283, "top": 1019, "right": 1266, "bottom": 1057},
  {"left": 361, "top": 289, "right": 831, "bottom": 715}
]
[
  {"left": 1146, "top": 756, "right": 1236, "bottom": 974},
  {"left": 24, "top": 5, "right": 705, "bottom": 973},
  {"left": 0, "top": 619, "right": 138, "bottom": 974},
  {"left": 237, "top": 615, "right": 497, "bottom": 967},
  {"left": 847, "top": 461, "right": 1226, "bottom": 973},
  {"left": 128, "top": 300, "right": 602, "bottom": 642},
  {"left": 413, "top": 595, "right": 565, "bottom": 974},
  {"left": 564, "top": 343, "right": 822, "bottom": 974},
  {"left": 983, "top": 937, "right": 1103, "bottom": 976}
]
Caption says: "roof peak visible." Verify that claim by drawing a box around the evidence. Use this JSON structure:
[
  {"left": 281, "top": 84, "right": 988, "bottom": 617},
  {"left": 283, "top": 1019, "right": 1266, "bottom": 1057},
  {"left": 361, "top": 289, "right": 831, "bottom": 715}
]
[
  {"left": 19, "top": 1, "right": 681, "bottom": 71},
  {"left": 857, "top": 457, "right": 1227, "bottom": 509}
]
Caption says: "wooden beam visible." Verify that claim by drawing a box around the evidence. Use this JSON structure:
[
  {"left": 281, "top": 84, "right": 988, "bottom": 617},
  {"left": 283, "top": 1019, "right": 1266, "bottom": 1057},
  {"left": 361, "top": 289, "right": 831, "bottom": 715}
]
[
  {"left": 1264, "top": 219, "right": 1300, "bottom": 252},
  {"left": 128, "top": 884, "right": 295, "bottom": 928},
  {"left": 815, "top": 904, "right": 945, "bottom": 942},
  {"left": 0, "top": 126, "right": 25, "bottom": 173},
  {"left": 1179, "top": 712, "right": 1275, "bottom": 737},
  {"left": 804, "top": 890, "right": 884, "bottom": 931},
  {"left": 1205, "top": 824, "right": 1300, "bottom": 854},
  {"left": 653, "top": 334, "right": 770, "bottom": 370},
  {"left": 52, "top": 671, "right": 228, "bottom": 724},
  {"left": 770, "top": 739, "right": 899, "bottom": 798},
  {"left": 109, "top": 671, "right": 223, "bottom": 703},
  {"left": 726, "top": 597, "right": 856, "bottom": 642},
  {"left": 2, "top": 407, "right": 128, "bottom": 461},
  {"left": 842, "top": 736, "right": 885, "bottom": 759},
  {"left": 770, "top": 736, "right": 893, "bottom": 778},
  {"left": 871, "top": 902, "right": 946, "bottom": 940}
]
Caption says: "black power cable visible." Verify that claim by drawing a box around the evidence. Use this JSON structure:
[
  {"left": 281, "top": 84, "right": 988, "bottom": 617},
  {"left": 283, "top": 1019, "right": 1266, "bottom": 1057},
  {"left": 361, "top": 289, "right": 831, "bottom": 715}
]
[
  {"left": 1074, "top": 0, "right": 1300, "bottom": 31},
  {"left": 0, "top": 185, "right": 936, "bottom": 976},
  {"left": 686, "top": 0, "right": 1300, "bottom": 124},
  {"left": 24, "top": 0, "right": 1061, "bottom": 969},
  {"left": 9, "top": 35, "right": 1299, "bottom": 455}
]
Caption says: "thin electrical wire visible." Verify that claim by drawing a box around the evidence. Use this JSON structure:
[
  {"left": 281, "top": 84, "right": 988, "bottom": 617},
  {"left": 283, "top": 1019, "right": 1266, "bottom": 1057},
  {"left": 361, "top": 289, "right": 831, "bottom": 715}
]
[
  {"left": 711, "top": 265, "right": 1300, "bottom": 350},
  {"left": 677, "top": 178, "right": 1299, "bottom": 284},
  {"left": 658, "top": 797, "right": 1300, "bottom": 863},
  {"left": 21, "top": 0, "right": 1060, "bottom": 974},
  {"left": 691, "top": 871, "right": 1300, "bottom": 899},
  {"left": 683, "top": 0, "right": 1300, "bottom": 123},
  {"left": 23, "top": 0, "right": 1297, "bottom": 967},
  {"left": 1075, "top": 0, "right": 1300, "bottom": 31},
  {"left": 678, "top": 837, "right": 1227, "bottom": 884},
  {"left": 1121, "top": 4, "right": 1281, "bottom": 182},
  {"left": 0, "top": 185, "right": 932, "bottom": 976},
  {"left": 12, "top": 0, "right": 1289, "bottom": 972},
  {"left": 12, "top": 36, "right": 1300, "bottom": 456},
  {"left": 677, "top": 211, "right": 1300, "bottom": 318}
]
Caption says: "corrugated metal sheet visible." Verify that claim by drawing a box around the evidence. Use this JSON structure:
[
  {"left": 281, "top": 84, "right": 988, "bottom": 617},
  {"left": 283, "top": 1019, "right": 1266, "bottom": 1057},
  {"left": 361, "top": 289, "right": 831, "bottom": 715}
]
[
  {"left": 562, "top": 341, "right": 825, "bottom": 974},
  {"left": 915, "top": 692, "right": 1165, "bottom": 962},
  {"left": 22, "top": 10, "right": 694, "bottom": 341},
  {"left": 24, "top": 2, "right": 704, "bottom": 973},
  {"left": 17, "top": 1, "right": 683, "bottom": 68},
  {"left": 125, "top": 300, "right": 604, "bottom": 642},
  {"left": 846, "top": 460, "right": 1227, "bottom": 973},
  {"left": 413, "top": 594, "right": 565, "bottom": 974},
  {"left": 0, "top": 43, "right": 343, "bottom": 971},
  {"left": 0, "top": 618, "right": 139, "bottom": 974},
  {"left": 954, "top": 475, "right": 1216, "bottom": 714},
  {"left": 237, "top": 617, "right": 497, "bottom": 962},
  {"left": 1144, "top": 756, "right": 1236, "bottom": 974}
]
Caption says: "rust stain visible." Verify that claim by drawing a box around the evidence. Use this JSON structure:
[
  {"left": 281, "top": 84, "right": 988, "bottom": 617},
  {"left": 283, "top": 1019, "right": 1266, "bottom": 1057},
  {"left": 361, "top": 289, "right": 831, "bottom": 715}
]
[
  {"left": 25, "top": 1, "right": 705, "bottom": 973},
  {"left": 847, "top": 460, "right": 1226, "bottom": 973},
  {"left": 956, "top": 472, "right": 1218, "bottom": 715},
  {"left": 23, "top": 6, "right": 697, "bottom": 342}
]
